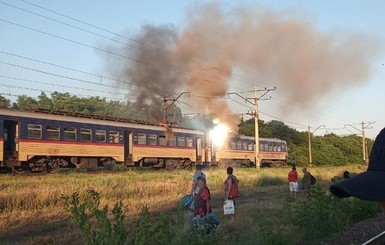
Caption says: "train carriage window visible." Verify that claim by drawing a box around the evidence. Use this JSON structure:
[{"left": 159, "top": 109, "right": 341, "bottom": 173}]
[
  {"left": 109, "top": 131, "right": 119, "bottom": 143},
  {"left": 95, "top": 130, "right": 106, "bottom": 142},
  {"left": 28, "top": 124, "right": 42, "bottom": 139},
  {"left": 80, "top": 128, "right": 92, "bottom": 142},
  {"left": 46, "top": 125, "right": 60, "bottom": 140},
  {"left": 186, "top": 137, "right": 193, "bottom": 147},
  {"left": 242, "top": 142, "right": 248, "bottom": 150},
  {"left": 277, "top": 145, "right": 281, "bottom": 152},
  {"left": 159, "top": 135, "right": 167, "bottom": 146},
  {"left": 168, "top": 136, "right": 176, "bottom": 146},
  {"left": 64, "top": 127, "right": 76, "bottom": 141},
  {"left": 148, "top": 134, "right": 157, "bottom": 145},
  {"left": 248, "top": 143, "right": 254, "bottom": 151},
  {"left": 177, "top": 137, "right": 185, "bottom": 147},
  {"left": 230, "top": 141, "right": 236, "bottom": 150},
  {"left": 268, "top": 144, "right": 273, "bottom": 151},
  {"left": 138, "top": 133, "right": 146, "bottom": 145},
  {"left": 236, "top": 141, "right": 242, "bottom": 150}
]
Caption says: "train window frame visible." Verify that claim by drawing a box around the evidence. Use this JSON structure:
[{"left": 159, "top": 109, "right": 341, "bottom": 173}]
[
  {"left": 242, "top": 142, "right": 248, "bottom": 150},
  {"left": 64, "top": 127, "right": 77, "bottom": 141},
  {"left": 159, "top": 135, "right": 167, "bottom": 146},
  {"left": 236, "top": 141, "right": 242, "bottom": 150},
  {"left": 168, "top": 135, "right": 176, "bottom": 146},
  {"left": 27, "top": 124, "right": 42, "bottom": 139},
  {"left": 248, "top": 143, "right": 254, "bottom": 151},
  {"left": 186, "top": 137, "right": 193, "bottom": 147},
  {"left": 46, "top": 125, "right": 60, "bottom": 140},
  {"left": 148, "top": 134, "right": 157, "bottom": 145},
  {"left": 230, "top": 141, "right": 236, "bottom": 150},
  {"left": 137, "top": 133, "right": 146, "bottom": 145},
  {"left": 95, "top": 130, "right": 106, "bottom": 142},
  {"left": 80, "top": 128, "right": 92, "bottom": 142},
  {"left": 177, "top": 136, "right": 185, "bottom": 147},
  {"left": 109, "top": 131, "right": 119, "bottom": 143}
]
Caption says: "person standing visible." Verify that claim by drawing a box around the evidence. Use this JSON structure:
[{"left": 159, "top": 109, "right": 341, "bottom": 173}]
[
  {"left": 288, "top": 166, "right": 299, "bottom": 198},
  {"left": 192, "top": 164, "right": 206, "bottom": 215},
  {"left": 194, "top": 176, "right": 212, "bottom": 218},
  {"left": 302, "top": 167, "right": 312, "bottom": 198},
  {"left": 224, "top": 167, "right": 239, "bottom": 221}
]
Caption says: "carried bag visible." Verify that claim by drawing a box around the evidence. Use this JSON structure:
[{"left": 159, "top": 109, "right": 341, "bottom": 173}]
[
  {"left": 180, "top": 194, "right": 194, "bottom": 211},
  {"left": 223, "top": 199, "right": 235, "bottom": 215}
]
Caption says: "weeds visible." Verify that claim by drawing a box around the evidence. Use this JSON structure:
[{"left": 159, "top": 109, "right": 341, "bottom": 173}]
[{"left": 61, "top": 189, "right": 128, "bottom": 245}]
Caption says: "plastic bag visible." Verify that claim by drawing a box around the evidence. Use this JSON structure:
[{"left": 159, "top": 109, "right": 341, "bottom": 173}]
[
  {"left": 180, "top": 194, "right": 194, "bottom": 211},
  {"left": 223, "top": 199, "right": 235, "bottom": 215}
]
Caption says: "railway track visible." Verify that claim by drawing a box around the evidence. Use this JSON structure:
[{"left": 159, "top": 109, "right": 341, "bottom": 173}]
[{"left": 362, "top": 230, "right": 385, "bottom": 245}]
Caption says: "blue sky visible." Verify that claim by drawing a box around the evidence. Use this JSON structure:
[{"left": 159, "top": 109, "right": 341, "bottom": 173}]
[{"left": 0, "top": 0, "right": 384, "bottom": 138}]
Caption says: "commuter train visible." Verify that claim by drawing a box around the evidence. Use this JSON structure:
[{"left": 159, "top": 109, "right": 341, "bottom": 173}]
[{"left": 0, "top": 109, "right": 287, "bottom": 172}]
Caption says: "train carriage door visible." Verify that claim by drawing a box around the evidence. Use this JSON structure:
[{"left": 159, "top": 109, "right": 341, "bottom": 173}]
[
  {"left": 124, "top": 131, "right": 133, "bottom": 166},
  {"left": 3, "top": 120, "right": 19, "bottom": 162},
  {"left": 196, "top": 137, "right": 202, "bottom": 163}
]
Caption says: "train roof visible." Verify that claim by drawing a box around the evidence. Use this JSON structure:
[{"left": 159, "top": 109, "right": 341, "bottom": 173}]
[{"left": 0, "top": 109, "right": 205, "bottom": 135}]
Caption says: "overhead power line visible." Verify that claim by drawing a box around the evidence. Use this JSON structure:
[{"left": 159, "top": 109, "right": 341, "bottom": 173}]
[
  {"left": 10, "top": 0, "right": 258, "bottom": 88},
  {"left": 0, "top": 75, "right": 131, "bottom": 97},
  {"left": 0, "top": 17, "right": 245, "bottom": 91}
]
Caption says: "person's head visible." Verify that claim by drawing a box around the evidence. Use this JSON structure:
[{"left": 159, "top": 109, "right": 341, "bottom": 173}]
[
  {"left": 302, "top": 167, "right": 307, "bottom": 173},
  {"left": 343, "top": 171, "right": 350, "bottom": 179},
  {"left": 226, "top": 166, "right": 233, "bottom": 175},
  {"left": 292, "top": 166, "right": 296, "bottom": 171},
  {"left": 197, "top": 176, "right": 205, "bottom": 188}
]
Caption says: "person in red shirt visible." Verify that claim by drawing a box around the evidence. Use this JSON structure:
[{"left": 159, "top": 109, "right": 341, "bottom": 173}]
[
  {"left": 194, "top": 176, "right": 212, "bottom": 218},
  {"left": 288, "top": 166, "right": 299, "bottom": 198}
]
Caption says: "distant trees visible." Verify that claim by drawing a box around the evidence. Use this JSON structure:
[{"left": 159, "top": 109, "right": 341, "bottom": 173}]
[
  {"left": 237, "top": 118, "right": 372, "bottom": 166},
  {"left": 0, "top": 95, "right": 11, "bottom": 109}
]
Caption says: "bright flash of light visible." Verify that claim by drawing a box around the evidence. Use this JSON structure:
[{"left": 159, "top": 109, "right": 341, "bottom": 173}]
[{"left": 210, "top": 123, "right": 229, "bottom": 147}]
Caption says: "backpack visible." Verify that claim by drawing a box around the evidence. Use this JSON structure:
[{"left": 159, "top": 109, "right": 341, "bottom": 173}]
[
  {"left": 310, "top": 174, "right": 316, "bottom": 185},
  {"left": 228, "top": 175, "right": 240, "bottom": 199}
]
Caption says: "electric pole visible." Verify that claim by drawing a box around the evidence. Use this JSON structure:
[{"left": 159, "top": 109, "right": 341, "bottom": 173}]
[
  {"left": 162, "top": 92, "right": 189, "bottom": 126},
  {"left": 308, "top": 125, "right": 325, "bottom": 166},
  {"left": 228, "top": 86, "right": 276, "bottom": 170},
  {"left": 344, "top": 121, "right": 375, "bottom": 165}
]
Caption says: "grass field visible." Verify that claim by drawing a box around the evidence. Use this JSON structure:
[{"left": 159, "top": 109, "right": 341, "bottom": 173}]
[{"left": 0, "top": 165, "right": 375, "bottom": 245}]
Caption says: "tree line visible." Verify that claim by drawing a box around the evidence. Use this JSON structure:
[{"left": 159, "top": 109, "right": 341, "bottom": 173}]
[{"left": 0, "top": 92, "right": 372, "bottom": 166}]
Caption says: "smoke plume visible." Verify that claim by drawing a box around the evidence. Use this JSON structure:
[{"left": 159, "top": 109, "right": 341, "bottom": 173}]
[{"left": 113, "top": 3, "right": 379, "bottom": 130}]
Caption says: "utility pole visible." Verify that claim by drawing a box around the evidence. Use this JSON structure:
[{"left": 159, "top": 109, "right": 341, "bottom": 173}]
[
  {"left": 229, "top": 86, "right": 276, "bottom": 170},
  {"left": 162, "top": 92, "right": 189, "bottom": 126},
  {"left": 344, "top": 121, "right": 375, "bottom": 165},
  {"left": 308, "top": 125, "right": 325, "bottom": 166}
]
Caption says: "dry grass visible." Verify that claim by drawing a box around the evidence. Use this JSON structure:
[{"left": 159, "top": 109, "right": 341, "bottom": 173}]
[{"left": 0, "top": 165, "right": 365, "bottom": 244}]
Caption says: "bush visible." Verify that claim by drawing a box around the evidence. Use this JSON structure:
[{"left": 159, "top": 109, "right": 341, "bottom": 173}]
[
  {"left": 61, "top": 189, "right": 127, "bottom": 245},
  {"left": 62, "top": 190, "right": 222, "bottom": 245}
]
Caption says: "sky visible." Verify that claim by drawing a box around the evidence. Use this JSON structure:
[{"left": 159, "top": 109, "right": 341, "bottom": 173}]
[{"left": 0, "top": 0, "right": 384, "bottom": 138}]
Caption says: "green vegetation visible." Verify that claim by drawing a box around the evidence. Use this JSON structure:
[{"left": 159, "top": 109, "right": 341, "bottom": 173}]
[
  {"left": 0, "top": 166, "right": 379, "bottom": 244},
  {"left": 239, "top": 118, "right": 374, "bottom": 166}
]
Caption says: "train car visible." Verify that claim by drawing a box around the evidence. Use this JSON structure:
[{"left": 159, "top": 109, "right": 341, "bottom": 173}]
[
  {"left": 0, "top": 109, "right": 205, "bottom": 172},
  {"left": 213, "top": 135, "right": 288, "bottom": 167}
]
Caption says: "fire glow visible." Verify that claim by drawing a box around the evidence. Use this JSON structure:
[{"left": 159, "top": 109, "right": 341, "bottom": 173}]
[{"left": 210, "top": 123, "right": 229, "bottom": 147}]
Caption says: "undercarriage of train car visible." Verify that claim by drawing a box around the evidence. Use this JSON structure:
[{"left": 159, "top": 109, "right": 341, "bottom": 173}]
[{"left": 133, "top": 157, "right": 193, "bottom": 170}]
